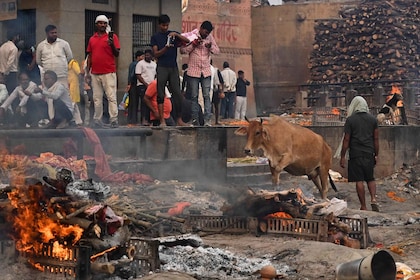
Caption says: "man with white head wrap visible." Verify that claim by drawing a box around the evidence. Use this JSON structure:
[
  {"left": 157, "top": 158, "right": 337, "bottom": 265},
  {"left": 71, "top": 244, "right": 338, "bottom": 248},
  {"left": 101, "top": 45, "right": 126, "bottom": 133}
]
[
  {"left": 85, "top": 14, "right": 120, "bottom": 128},
  {"left": 339, "top": 96, "right": 379, "bottom": 211}
]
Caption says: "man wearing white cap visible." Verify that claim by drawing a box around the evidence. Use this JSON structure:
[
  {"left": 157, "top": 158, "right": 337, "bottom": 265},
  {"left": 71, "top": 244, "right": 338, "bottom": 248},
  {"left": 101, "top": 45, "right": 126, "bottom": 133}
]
[{"left": 85, "top": 15, "right": 121, "bottom": 128}]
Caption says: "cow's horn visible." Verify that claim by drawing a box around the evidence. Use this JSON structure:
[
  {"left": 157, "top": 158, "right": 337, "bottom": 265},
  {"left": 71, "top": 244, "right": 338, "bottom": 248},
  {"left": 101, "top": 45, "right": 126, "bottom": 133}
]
[
  {"left": 245, "top": 116, "right": 249, "bottom": 123},
  {"left": 260, "top": 118, "right": 263, "bottom": 124}
]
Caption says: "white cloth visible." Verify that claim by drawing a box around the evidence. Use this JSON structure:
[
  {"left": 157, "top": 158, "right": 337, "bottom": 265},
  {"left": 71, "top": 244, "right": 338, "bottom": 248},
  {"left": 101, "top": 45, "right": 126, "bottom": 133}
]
[
  {"left": 36, "top": 38, "right": 73, "bottom": 79},
  {"left": 0, "top": 81, "right": 40, "bottom": 114},
  {"left": 235, "top": 96, "right": 247, "bottom": 120},
  {"left": 42, "top": 81, "right": 74, "bottom": 114},
  {"left": 135, "top": 59, "right": 156, "bottom": 86},
  {"left": 221, "top": 67, "right": 237, "bottom": 92}
]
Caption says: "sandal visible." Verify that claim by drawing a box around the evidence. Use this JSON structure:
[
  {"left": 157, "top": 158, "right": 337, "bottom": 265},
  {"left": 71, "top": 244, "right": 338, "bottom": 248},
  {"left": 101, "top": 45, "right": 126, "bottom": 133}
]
[{"left": 371, "top": 203, "right": 380, "bottom": 212}]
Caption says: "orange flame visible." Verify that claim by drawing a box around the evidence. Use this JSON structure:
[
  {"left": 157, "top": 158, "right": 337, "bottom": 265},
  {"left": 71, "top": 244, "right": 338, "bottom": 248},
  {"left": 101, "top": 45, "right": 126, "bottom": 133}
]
[
  {"left": 331, "top": 108, "right": 340, "bottom": 115},
  {"left": 391, "top": 85, "right": 402, "bottom": 94},
  {"left": 2, "top": 152, "right": 84, "bottom": 271}
]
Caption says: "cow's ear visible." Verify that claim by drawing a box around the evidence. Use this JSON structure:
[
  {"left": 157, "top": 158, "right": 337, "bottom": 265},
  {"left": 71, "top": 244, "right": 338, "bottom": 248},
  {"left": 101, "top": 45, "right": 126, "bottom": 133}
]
[
  {"left": 234, "top": 127, "right": 248, "bottom": 136},
  {"left": 262, "top": 127, "right": 270, "bottom": 141}
]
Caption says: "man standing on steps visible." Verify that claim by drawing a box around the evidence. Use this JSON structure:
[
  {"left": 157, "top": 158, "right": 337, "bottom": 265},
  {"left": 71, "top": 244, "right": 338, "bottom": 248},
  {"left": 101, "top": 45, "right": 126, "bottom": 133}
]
[
  {"left": 151, "top": 14, "right": 190, "bottom": 126},
  {"left": 85, "top": 15, "right": 121, "bottom": 128},
  {"left": 181, "top": 20, "right": 219, "bottom": 126}
]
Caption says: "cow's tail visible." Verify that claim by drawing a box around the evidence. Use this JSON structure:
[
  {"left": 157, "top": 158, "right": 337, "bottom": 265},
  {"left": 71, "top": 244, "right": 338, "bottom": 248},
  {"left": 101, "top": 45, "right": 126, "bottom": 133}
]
[{"left": 329, "top": 174, "right": 338, "bottom": 192}]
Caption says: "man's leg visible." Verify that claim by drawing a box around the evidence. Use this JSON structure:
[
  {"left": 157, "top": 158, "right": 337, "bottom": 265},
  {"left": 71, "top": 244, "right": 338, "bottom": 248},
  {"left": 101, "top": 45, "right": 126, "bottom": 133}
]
[
  {"left": 156, "top": 67, "right": 168, "bottom": 126},
  {"left": 168, "top": 67, "right": 188, "bottom": 126},
  {"left": 241, "top": 97, "right": 247, "bottom": 120},
  {"left": 235, "top": 96, "right": 243, "bottom": 120},
  {"left": 91, "top": 74, "right": 104, "bottom": 122},
  {"left": 228, "top": 92, "right": 236, "bottom": 119},
  {"left": 189, "top": 76, "right": 200, "bottom": 125},
  {"left": 356, "top": 181, "right": 367, "bottom": 210},
  {"left": 127, "top": 82, "right": 139, "bottom": 124},
  {"left": 102, "top": 73, "right": 118, "bottom": 125},
  {"left": 201, "top": 76, "right": 212, "bottom": 125}
]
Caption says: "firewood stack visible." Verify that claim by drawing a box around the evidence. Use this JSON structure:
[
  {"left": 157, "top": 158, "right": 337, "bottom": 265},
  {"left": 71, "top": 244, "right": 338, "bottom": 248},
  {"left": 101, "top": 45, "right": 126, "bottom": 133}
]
[{"left": 308, "top": 0, "right": 420, "bottom": 83}]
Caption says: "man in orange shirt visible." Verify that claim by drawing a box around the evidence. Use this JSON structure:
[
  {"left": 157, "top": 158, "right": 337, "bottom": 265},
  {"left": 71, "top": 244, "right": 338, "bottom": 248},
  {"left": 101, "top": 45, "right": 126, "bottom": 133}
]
[{"left": 143, "top": 79, "right": 175, "bottom": 126}]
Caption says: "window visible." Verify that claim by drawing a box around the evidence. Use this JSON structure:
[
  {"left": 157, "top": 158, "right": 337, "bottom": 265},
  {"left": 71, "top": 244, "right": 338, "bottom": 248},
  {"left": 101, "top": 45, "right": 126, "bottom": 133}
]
[
  {"left": 5, "top": 9, "right": 36, "bottom": 47},
  {"left": 132, "top": 15, "right": 158, "bottom": 57}
]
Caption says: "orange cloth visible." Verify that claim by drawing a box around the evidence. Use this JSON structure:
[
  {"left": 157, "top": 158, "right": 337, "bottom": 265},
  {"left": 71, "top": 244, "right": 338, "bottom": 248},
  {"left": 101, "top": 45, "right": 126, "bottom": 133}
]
[
  {"left": 81, "top": 127, "right": 112, "bottom": 179},
  {"left": 167, "top": 202, "right": 191, "bottom": 216},
  {"left": 145, "top": 79, "right": 172, "bottom": 120}
]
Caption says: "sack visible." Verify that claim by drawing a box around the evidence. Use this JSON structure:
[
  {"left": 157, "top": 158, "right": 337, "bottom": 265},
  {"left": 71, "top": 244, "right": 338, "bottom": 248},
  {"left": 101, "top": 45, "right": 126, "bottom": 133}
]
[
  {"left": 119, "top": 92, "right": 129, "bottom": 110},
  {"left": 219, "top": 92, "right": 225, "bottom": 99}
]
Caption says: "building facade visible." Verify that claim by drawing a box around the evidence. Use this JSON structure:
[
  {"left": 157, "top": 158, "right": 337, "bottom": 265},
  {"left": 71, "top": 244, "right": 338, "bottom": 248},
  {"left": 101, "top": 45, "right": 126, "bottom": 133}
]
[
  {"left": 181, "top": 0, "right": 257, "bottom": 117},
  {"left": 0, "top": 0, "right": 183, "bottom": 92}
]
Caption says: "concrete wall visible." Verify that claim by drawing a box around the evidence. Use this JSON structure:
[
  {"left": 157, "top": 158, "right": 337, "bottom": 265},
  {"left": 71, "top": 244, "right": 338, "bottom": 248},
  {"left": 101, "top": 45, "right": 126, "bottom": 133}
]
[
  {"left": 3, "top": 125, "right": 419, "bottom": 183},
  {"left": 251, "top": 1, "right": 359, "bottom": 114},
  {"left": 228, "top": 125, "right": 420, "bottom": 178}
]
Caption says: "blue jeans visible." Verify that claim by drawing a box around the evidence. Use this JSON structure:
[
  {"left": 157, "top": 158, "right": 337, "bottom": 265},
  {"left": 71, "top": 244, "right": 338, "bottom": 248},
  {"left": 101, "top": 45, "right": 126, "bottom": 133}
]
[
  {"left": 221, "top": 91, "right": 236, "bottom": 119},
  {"left": 188, "top": 75, "right": 212, "bottom": 122}
]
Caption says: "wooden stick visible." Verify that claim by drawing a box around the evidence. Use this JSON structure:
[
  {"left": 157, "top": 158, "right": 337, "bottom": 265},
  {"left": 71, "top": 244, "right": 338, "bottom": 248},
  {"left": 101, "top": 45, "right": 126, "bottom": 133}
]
[
  {"left": 65, "top": 204, "right": 92, "bottom": 219},
  {"left": 155, "top": 212, "right": 185, "bottom": 223}
]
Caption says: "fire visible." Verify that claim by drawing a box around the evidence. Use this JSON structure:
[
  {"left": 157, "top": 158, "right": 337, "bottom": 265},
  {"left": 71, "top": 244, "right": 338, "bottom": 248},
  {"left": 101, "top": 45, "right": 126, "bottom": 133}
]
[
  {"left": 391, "top": 85, "right": 402, "bottom": 94},
  {"left": 2, "top": 152, "right": 84, "bottom": 270},
  {"left": 331, "top": 108, "right": 340, "bottom": 115},
  {"left": 8, "top": 185, "right": 84, "bottom": 256},
  {"left": 389, "top": 85, "right": 404, "bottom": 107}
]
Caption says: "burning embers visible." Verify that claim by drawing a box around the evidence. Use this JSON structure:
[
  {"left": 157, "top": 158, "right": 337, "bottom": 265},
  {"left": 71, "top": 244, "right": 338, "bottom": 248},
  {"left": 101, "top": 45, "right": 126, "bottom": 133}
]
[
  {"left": 8, "top": 182, "right": 84, "bottom": 261},
  {"left": 1, "top": 152, "right": 137, "bottom": 278}
]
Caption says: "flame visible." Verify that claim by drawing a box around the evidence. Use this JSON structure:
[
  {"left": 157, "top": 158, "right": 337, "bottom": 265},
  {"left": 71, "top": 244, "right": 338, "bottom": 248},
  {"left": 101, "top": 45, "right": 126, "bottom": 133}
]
[
  {"left": 2, "top": 152, "right": 84, "bottom": 271},
  {"left": 267, "top": 212, "right": 293, "bottom": 219},
  {"left": 331, "top": 108, "right": 340, "bottom": 115},
  {"left": 391, "top": 85, "right": 402, "bottom": 94}
]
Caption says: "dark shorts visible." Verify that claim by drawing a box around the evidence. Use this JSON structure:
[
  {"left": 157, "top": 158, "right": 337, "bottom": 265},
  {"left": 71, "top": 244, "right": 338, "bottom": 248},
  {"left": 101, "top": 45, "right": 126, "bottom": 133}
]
[{"left": 348, "top": 156, "right": 375, "bottom": 182}]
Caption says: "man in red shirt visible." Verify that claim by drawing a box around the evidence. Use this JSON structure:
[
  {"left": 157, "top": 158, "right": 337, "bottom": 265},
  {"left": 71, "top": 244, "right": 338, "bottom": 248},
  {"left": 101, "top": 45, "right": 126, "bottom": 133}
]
[
  {"left": 85, "top": 15, "right": 120, "bottom": 128},
  {"left": 143, "top": 79, "right": 175, "bottom": 126},
  {"left": 181, "top": 21, "right": 219, "bottom": 126}
]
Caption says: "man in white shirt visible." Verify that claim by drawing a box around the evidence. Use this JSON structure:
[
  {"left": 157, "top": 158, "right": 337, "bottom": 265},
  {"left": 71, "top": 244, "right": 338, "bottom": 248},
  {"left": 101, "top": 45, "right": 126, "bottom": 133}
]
[
  {"left": 0, "top": 30, "right": 20, "bottom": 93},
  {"left": 135, "top": 49, "right": 157, "bottom": 126},
  {"left": 220, "top": 61, "right": 237, "bottom": 119},
  {"left": 36, "top": 25, "right": 73, "bottom": 87}
]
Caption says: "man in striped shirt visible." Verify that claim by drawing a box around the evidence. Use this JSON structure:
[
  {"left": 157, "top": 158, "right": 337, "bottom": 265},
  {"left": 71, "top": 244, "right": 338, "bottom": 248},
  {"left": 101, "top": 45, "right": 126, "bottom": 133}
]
[{"left": 181, "top": 21, "right": 219, "bottom": 126}]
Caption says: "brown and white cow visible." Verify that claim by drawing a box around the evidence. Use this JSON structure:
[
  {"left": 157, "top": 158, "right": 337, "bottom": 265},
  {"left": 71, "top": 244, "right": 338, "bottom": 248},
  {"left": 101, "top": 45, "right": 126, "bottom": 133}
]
[{"left": 234, "top": 116, "right": 337, "bottom": 199}]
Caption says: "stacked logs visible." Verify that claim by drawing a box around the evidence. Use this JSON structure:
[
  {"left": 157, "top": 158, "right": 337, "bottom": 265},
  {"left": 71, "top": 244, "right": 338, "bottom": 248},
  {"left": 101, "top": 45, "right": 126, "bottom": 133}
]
[{"left": 308, "top": 0, "right": 420, "bottom": 83}]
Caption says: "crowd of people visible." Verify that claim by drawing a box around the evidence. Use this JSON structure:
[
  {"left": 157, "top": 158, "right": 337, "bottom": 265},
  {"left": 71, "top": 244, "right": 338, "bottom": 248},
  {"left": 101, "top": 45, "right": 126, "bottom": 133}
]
[{"left": 0, "top": 14, "right": 251, "bottom": 129}]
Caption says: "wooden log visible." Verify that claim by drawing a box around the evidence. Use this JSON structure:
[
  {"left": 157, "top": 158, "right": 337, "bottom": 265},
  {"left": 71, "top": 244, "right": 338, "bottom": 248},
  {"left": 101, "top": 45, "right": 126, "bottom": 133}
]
[
  {"left": 155, "top": 212, "right": 186, "bottom": 223},
  {"left": 129, "top": 217, "right": 153, "bottom": 228},
  {"left": 66, "top": 204, "right": 92, "bottom": 219},
  {"left": 59, "top": 217, "right": 93, "bottom": 229}
]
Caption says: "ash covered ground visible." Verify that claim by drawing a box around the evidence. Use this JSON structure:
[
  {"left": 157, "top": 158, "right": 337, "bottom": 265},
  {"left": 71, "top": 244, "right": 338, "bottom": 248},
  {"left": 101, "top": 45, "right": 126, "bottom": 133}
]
[{"left": 1, "top": 160, "right": 420, "bottom": 280}]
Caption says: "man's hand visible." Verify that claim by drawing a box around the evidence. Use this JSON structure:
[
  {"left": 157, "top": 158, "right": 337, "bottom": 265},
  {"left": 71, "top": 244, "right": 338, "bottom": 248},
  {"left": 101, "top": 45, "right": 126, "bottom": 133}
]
[{"left": 192, "top": 38, "right": 201, "bottom": 47}]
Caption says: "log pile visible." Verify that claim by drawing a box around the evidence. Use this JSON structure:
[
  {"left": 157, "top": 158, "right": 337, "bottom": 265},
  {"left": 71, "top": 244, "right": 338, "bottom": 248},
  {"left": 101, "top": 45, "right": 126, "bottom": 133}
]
[{"left": 309, "top": 0, "right": 420, "bottom": 83}]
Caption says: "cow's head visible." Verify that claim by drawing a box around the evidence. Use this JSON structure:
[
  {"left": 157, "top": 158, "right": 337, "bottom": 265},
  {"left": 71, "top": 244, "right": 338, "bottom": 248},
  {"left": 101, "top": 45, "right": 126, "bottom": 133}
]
[{"left": 234, "top": 118, "right": 270, "bottom": 155}]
